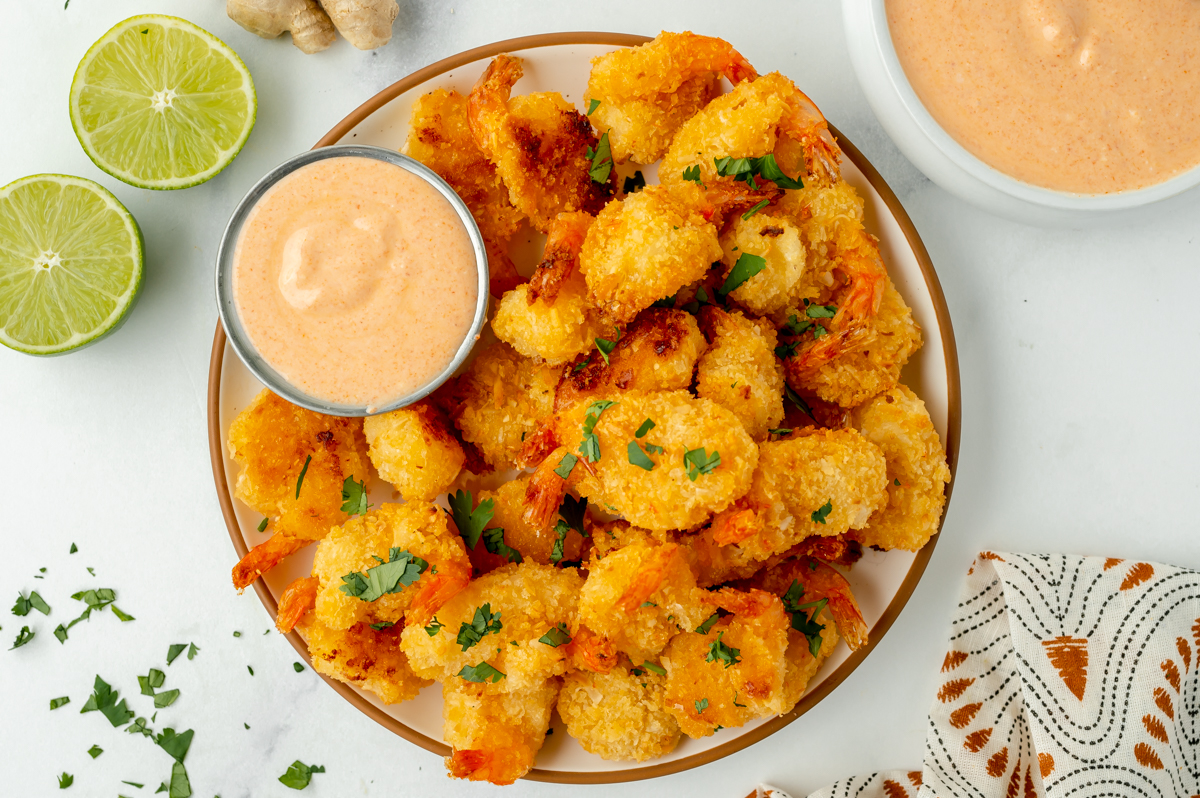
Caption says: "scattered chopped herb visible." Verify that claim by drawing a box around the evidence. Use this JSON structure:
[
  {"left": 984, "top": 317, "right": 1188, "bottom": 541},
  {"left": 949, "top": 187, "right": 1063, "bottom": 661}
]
[
  {"left": 257, "top": 517, "right": 269, "bottom": 532},
  {"left": 627, "top": 440, "right": 657, "bottom": 471},
  {"left": 54, "top": 625, "right": 68, "bottom": 643},
  {"left": 153, "top": 690, "right": 180, "bottom": 709},
  {"left": 232, "top": 631, "right": 241, "bottom": 638},
  {"left": 58, "top": 772, "right": 73, "bottom": 789},
  {"left": 705, "top": 631, "right": 741, "bottom": 668},
  {"left": 456, "top": 604, "right": 503, "bottom": 652},
  {"left": 70, "top": 543, "right": 78, "bottom": 554},
  {"left": 424, "top": 617, "right": 443, "bottom": 637},
  {"left": 550, "top": 520, "right": 571, "bottom": 564},
  {"left": 80, "top": 675, "right": 134, "bottom": 727},
  {"left": 784, "top": 313, "right": 814, "bottom": 336},
  {"left": 775, "top": 341, "right": 798, "bottom": 359},
  {"left": 86, "top": 568, "right": 95, "bottom": 577},
  {"left": 683, "top": 447, "right": 722, "bottom": 481},
  {"left": 595, "top": 330, "right": 620, "bottom": 365},
  {"left": 244, "top": 723, "right": 250, "bottom": 729},
  {"left": 587, "top": 98, "right": 601, "bottom": 115},
  {"left": 782, "top": 580, "right": 828, "bottom": 656},
  {"left": 682, "top": 164, "right": 703, "bottom": 184},
  {"left": 448, "top": 490, "right": 493, "bottom": 549},
  {"left": 457, "top": 662, "right": 506, "bottom": 683},
  {"left": 186, "top": 643, "right": 199, "bottom": 661},
  {"left": 811, "top": 500, "right": 833, "bottom": 525},
  {"left": 50, "top": 696, "right": 70, "bottom": 710},
  {"left": 586, "top": 131, "right": 613, "bottom": 183},
  {"left": 578, "top": 400, "right": 617, "bottom": 463},
  {"left": 629, "top": 666, "right": 645, "bottom": 677},
  {"left": 126, "top": 717, "right": 151, "bottom": 737},
  {"left": 12, "top": 591, "right": 51, "bottom": 616},
  {"left": 718, "top": 253, "right": 767, "bottom": 298},
  {"left": 67, "top": 588, "right": 133, "bottom": 629},
  {"left": 622, "top": 170, "right": 646, "bottom": 193},
  {"left": 338, "top": 548, "right": 428, "bottom": 602},
  {"left": 294, "top": 455, "right": 312, "bottom": 499},
  {"left": 247, "top": 666, "right": 254, "bottom": 676},
  {"left": 768, "top": 428, "right": 793, "bottom": 436},
  {"left": 369, "top": 621, "right": 395, "bottom": 631},
  {"left": 755, "top": 153, "right": 805, "bottom": 189},
  {"left": 695, "top": 613, "right": 720, "bottom": 634},
  {"left": 806, "top": 303, "right": 837, "bottom": 319},
  {"left": 139, "top": 669, "right": 165, "bottom": 696},
  {"left": 894, "top": 478, "right": 902, "bottom": 486},
  {"left": 122, "top": 781, "right": 144, "bottom": 789},
  {"left": 733, "top": 692, "right": 746, "bottom": 708},
  {"left": 784, "top": 386, "right": 813, "bottom": 416},
  {"left": 167, "top": 761, "right": 191, "bottom": 797},
  {"left": 538, "top": 622, "right": 572, "bottom": 647},
  {"left": 741, "top": 198, "right": 771, "bottom": 220},
  {"left": 11, "top": 625, "right": 34, "bottom": 648},
  {"left": 714, "top": 153, "right": 803, "bottom": 190},
  {"left": 694, "top": 698, "right": 709, "bottom": 713},
  {"left": 571, "top": 355, "right": 592, "bottom": 374},
  {"left": 155, "top": 728, "right": 193, "bottom": 763},
  {"left": 87, "top": 745, "right": 103, "bottom": 758},
  {"left": 553, "top": 453, "right": 578, "bottom": 479},
  {"left": 641, "top": 661, "right": 666, "bottom": 676},
  {"left": 340, "top": 475, "right": 370, "bottom": 516},
  {"left": 482, "top": 527, "right": 523, "bottom": 563},
  {"left": 635, "top": 418, "right": 656, "bottom": 438}
]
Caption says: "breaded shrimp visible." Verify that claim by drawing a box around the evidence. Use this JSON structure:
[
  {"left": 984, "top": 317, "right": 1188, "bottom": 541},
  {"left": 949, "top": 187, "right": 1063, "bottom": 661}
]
[
  {"left": 849, "top": 385, "right": 951, "bottom": 551},
  {"left": 558, "top": 659, "right": 681, "bottom": 761},
  {"left": 588, "top": 519, "right": 674, "bottom": 560},
  {"left": 403, "top": 88, "right": 526, "bottom": 296},
  {"left": 363, "top": 401, "right": 464, "bottom": 501},
  {"left": 584, "top": 31, "right": 756, "bottom": 165},
  {"left": 468, "top": 55, "right": 615, "bottom": 233},
  {"left": 451, "top": 342, "right": 559, "bottom": 470},
  {"left": 300, "top": 619, "right": 431, "bottom": 705},
  {"left": 553, "top": 390, "right": 759, "bottom": 530},
  {"left": 276, "top": 576, "right": 319, "bottom": 633},
  {"left": 743, "top": 556, "right": 868, "bottom": 652},
  {"left": 695, "top": 306, "right": 785, "bottom": 440},
  {"left": 780, "top": 606, "right": 839, "bottom": 708},
  {"left": 706, "top": 429, "right": 888, "bottom": 566},
  {"left": 442, "top": 677, "right": 558, "bottom": 785},
  {"left": 718, "top": 212, "right": 806, "bottom": 318},
  {"left": 579, "top": 182, "right": 722, "bottom": 323},
  {"left": 399, "top": 562, "right": 584, "bottom": 691},
  {"left": 492, "top": 212, "right": 609, "bottom": 365},
  {"left": 311, "top": 502, "right": 471, "bottom": 631},
  {"left": 679, "top": 525, "right": 861, "bottom": 587},
  {"left": 555, "top": 308, "right": 707, "bottom": 411},
  {"left": 477, "top": 475, "right": 587, "bottom": 567},
  {"left": 579, "top": 539, "right": 707, "bottom": 662}
]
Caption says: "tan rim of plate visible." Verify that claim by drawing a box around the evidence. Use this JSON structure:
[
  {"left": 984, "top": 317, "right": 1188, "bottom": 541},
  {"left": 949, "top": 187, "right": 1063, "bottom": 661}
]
[{"left": 207, "top": 31, "right": 962, "bottom": 784}]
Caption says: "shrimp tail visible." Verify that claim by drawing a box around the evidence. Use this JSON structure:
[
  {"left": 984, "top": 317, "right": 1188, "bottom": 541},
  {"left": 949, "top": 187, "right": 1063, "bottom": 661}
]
[
  {"left": 276, "top": 576, "right": 319, "bottom": 633},
  {"left": 527, "top": 212, "right": 593, "bottom": 305},
  {"left": 614, "top": 543, "right": 679, "bottom": 615},
  {"left": 522, "top": 445, "right": 572, "bottom": 528},
  {"left": 232, "top": 534, "right": 312, "bottom": 591},
  {"left": 566, "top": 625, "right": 618, "bottom": 673},
  {"left": 409, "top": 561, "right": 471, "bottom": 626},
  {"left": 468, "top": 54, "right": 523, "bottom": 157}
]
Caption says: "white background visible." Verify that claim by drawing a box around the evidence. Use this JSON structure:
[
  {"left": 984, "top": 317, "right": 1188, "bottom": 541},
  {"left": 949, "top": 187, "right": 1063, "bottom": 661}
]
[{"left": 1, "top": 1, "right": 1198, "bottom": 796}]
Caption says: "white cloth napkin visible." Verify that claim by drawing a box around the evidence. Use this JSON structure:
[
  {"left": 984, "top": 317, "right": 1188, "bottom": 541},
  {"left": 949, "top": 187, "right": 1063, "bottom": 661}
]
[{"left": 796, "top": 552, "right": 1200, "bottom": 798}]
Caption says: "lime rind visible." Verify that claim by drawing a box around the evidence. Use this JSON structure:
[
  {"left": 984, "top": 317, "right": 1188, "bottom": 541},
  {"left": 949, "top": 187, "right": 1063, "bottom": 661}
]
[
  {"left": 69, "top": 15, "right": 257, "bottom": 191},
  {"left": 0, "top": 174, "right": 144, "bottom": 356}
]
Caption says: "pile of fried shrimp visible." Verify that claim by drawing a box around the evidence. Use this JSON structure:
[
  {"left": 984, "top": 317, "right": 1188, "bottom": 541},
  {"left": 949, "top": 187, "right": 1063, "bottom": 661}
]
[{"left": 226, "top": 32, "right": 951, "bottom": 785}]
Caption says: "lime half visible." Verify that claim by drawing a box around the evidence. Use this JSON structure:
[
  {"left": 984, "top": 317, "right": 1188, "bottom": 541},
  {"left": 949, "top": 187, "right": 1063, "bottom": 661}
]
[
  {"left": 0, "top": 175, "right": 144, "bottom": 355},
  {"left": 69, "top": 15, "right": 256, "bottom": 190}
]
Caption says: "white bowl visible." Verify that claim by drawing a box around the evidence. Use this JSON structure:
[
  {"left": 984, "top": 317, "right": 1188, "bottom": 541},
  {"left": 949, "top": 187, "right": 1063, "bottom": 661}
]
[{"left": 842, "top": 0, "right": 1200, "bottom": 225}]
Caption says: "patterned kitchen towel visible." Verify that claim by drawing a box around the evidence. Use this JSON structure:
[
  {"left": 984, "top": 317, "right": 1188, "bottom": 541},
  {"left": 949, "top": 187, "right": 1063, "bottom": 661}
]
[{"left": 803, "top": 552, "right": 1200, "bottom": 798}]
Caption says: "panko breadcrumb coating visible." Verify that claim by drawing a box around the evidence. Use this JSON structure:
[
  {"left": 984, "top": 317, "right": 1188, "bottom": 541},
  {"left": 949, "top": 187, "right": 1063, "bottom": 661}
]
[
  {"left": 555, "top": 390, "right": 758, "bottom": 530},
  {"left": 403, "top": 88, "right": 527, "bottom": 296},
  {"left": 478, "top": 477, "right": 587, "bottom": 567},
  {"left": 580, "top": 183, "right": 722, "bottom": 323},
  {"left": 311, "top": 502, "right": 470, "bottom": 631},
  {"left": 558, "top": 659, "right": 681, "bottom": 761},
  {"left": 696, "top": 307, "right": 786, "bottom": 440},
  {"left": 719, "top": 212, "right": 806, "bottom": 318},
  {"left": 300, "top": 619, "right": 430, "bottom": 705},
  {"left": 781, "top": 609, "right": 839, "bottom": 708},
  {"left": 492, "top": 279, "right": 609, "bottom": 366},
  {"left": 451, "top": 342, "right": 559, "bottom": 471},
  {"left": 442, "top": 677, "right": 559, "bottom": 785},
  {"left": 363, "top": 402, "right": 464, "bottom": 501},
  {"left": 400, "top": 562, "right": 583, "bottom": 691},
  {"left": 850, "top": 385, "right": 950, "bottom": 551}
]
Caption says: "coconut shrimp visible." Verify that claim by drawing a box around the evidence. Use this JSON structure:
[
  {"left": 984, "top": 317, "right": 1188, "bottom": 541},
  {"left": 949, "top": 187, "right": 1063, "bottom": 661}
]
[
  {"left": 718, "top": 212, "right": 806, "bottom": 318},
  {"left": 492, "top": 212, "right": 609, "bottom": 365},
  {"left": 585, "top": 31, "right": 757, "bottom": 165},
  {"left": 679, "top": 527, "right": 862, "bottom": 587},
  {"left": 468, "top": 55, "right": 615, "bottom": 232},
  {"left": 363, "top": 401, "right": 464, "bottom": 502},
  {"left": 404, "top": 88, "right": 527, "bottom": 296},
  {"left": 301, "top": 619, "right": 430, "bottom": 705},
  {"left": 695, "top": 306, "right": 786, "bottom": 440},
  {"left": 442, "top": 677, "right": 559, "bottom": 785},
  {"left": 473, "top": 475, "right": 588, "bottom": 570},
  {"left": 558, "top": 658, "right": 681, "bottom": 761},
  {"left": 849, "top": 385, "right": 951, "bottom": 551},
  {"left": 742, "top": 556, "right": 868, "bottom": 652}
]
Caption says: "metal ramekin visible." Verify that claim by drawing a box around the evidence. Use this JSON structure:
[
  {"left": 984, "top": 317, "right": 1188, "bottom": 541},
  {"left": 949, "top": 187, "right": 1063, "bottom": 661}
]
[{"left": 214, "top": 145, "right": 489, "bottom": 417}]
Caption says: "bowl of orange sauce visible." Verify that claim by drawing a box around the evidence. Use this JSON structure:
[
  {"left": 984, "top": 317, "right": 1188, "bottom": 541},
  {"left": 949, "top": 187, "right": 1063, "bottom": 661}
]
[
  {"left": 843, "top": 0, "right": 1200, "bottom": 224},
  {"left": 216, "top": 146, "right": 489, "bottom": 416}
]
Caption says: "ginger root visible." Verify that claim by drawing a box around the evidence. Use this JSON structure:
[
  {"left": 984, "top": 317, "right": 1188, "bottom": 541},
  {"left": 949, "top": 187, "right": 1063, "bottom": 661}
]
[{"left": 227, "top": 0, "right": 398, "bottom": 53}]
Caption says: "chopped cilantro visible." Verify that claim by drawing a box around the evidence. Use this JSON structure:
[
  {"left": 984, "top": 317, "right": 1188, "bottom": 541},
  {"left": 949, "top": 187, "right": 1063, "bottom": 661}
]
[
  {"left": 635, "top": 418, "right": 655, "bottom": 438},
  {"left": 784, "top": 386, "right": 813, "bottom": 416},
  {"left": 155, "top": 728, "right": 193, "bottom": 763},
  {"left": 641, "top": 660, "right": 666, "bottom": 676},
  {"left": 482, "top": 527, "right": 523, "bottom": 563},
  {"left": 424, "top": 617, "right": 443, "bottom": 636},
  {"left": 448, "top": 490, "right": 493, "bottom": 549},
  {"left": 80, "top": 675, "right": 134, "bottom": 727},
  {"left": 733, "top": 692, "right": 746, "bottom": 708},
  {"left": 54, "top": 625, "right": 68, "bottom": 643},
  {"left": 87, "top": 745, "right": 102, "bottom": 758},
  {"left": 755, "top": 153, "right": 805, "bottom": 189},
  {"left": 806, "top": 303, "right": 837, "bottom": 319},
  {"left": 718, "top": 253, "right": 767, "bottom": 298},
  {"left": 257, "top": 517, "right": 268, "bottom": 532},
  {"left": 247, "top": 666, "right": 254, "bottom": 676},
  {"left": 340, "top": 475, "right": 370, "bottom": 516},
  {"left": 768, "top": 428, "right": 793, "bottom": 436},
  {"left": 682, "top": 164, "right": 703, "bottom": 184},
  {"left": 12, "top": 590, "right": 51, "bottom": 616},
  {"left": 126, "top": 717, "right": 151, "bottom": 737},
  {"left": 586, "top": 131, "right": 613, "bottom": 183},
  {"left": 811, "top": 500, "right": 833, "bottom": 525},
  {"left": 294, "top": 454, "right": 312, "bottom": 499},
  {"left": 293, "top": 662, "right": 305, "bottom": 673},
  {"left": 558, "top": 494, "right": 588, "bottom": 536},
  {"left": 578, "top": 400, "right": 617, "bottom": 463},
  {"left": 233, "top": 631, "right": 242, "bottom": 638},
  {"left": 538, "top": 622, "right": 572, "bottom": 647},
  {"left": 166, "top": 761, "right": 191, "bottom": 797},
  {"left": 782, "top": 580, "right": 828, "bottom": 656},
  {"left": 338, "top": 548, "right": 428, "bottom": 602},
  {"left": 458, "top": 662, "right": 506, "bottom": 683},
  {"left": 571, "top": 355, "right": 592, "bottom": 374},
  {"left": 595, "top": 330, "right": 620, "bottom": 364},
  {"left": 153, "top": 690, "right": 180, "bottom": 709},
  {"left": 279, "top": 760, "right": 325, "bottom": 790},
  {"left": 122, "top": 781, "right": 144, "bottom": 788},
  {"left": 50, "top": 696, "right": 70, "bottom": 710},
  {"left": 186, "top": 643, "right": 199, "bottom": 661},
  {"left": 587, "top": 98, "right": 601, "bottom": 115},
  {"left": 705, "top": 631, "right": 741, "bottom": 668},
  {"left": 784, "top": 313, "right": 814, "bottom": 336},
  {"left": 694, "top": 698, "right": 709, "bottom": 713},
  {"left": 139, "top": 668, "right": 165, "bottom": 695},
  {"left": 695, "top": 613, "right": 720, "bottom": 634},
  {"left": 58, "top": 772, "right": 73, "bottom": 789},
  {"left": 370, "top": 621, "right": 395, "bottom": 631},
  {"left": 627, "top": 440, "right": 657, "bottom": 471},
  {"left": 683, "top": 447, "right": 721, "bottom": 481},
  {"left": 550, "top": 520, "right": 571, "bottom": 564},
  {"left": 553, "top": 453, "right": 578, "bottom": 479},
  {"left": 741, "top": 198, "right": 771, "bottom": 220},
  {"left": 456, "top": 604, "right": 503, "bottom": 652},
  {"left": 70, "top": 543, "right": 78, "bottom": 554},
  {"left": 11, "top": 625, "right": 34, "bottom": 649},
  {"left": 894, "top": 478, "right": 902, "bottom": 486},
  {"left": 652, "top": 294, "right": 677, "bottom": 309},
  {"left": 715, "top": 153, "right": 803, "bottom": 190},
  {"left": 66, "top": 588, "right": 133, "bottom": 629},
  {"left": 622, "top": 170, "right": 646, "bottom": 193},
  {"left": 775, "top": 341, "right": 798, "bottom": 359}
]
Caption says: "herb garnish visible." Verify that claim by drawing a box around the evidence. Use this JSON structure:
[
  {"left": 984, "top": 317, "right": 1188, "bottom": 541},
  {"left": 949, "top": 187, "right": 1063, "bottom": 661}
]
[
  {"left": 784, "top": 313, "right": 813, "bottom": 337},
  {"left": 587, "top": 98, "right": 601, "bottom": 115},
  {"left": 139, "top": 668, "right": 165, "bottom": 696},
  {"left": 50, "top": 696, "right": 70, "bottom": 710},
  {"left": 705, "top": 631, "right": 741, "bottom": 668},
  {"left": 338, "top": 548, "right": 428, "bottom": 602},
  {"left": 586, "top": 132, "right": 613, "bottom": 184},
  {"left": 88, "top": 745, "right": 103, "bottom": 758},
  {"left": 482, "top": 527, "right": 523, "bottom": 563},
  {"left": 293, "top": 662, "right": 305, "bottom": 673},
  {"left": 682, "top": 164, "right": 704, "bottom": 185},
  {"left": 340, "top": 475, "right": 370, "bottom": 516},
  {"left": 784, "top": 385, "right": 813, "bottom": 416},
  {"left": 595, "top": 329, "right": 620, "bottom": 365},
  {"left": 550, "top": 520, "right": 571, "bottom": 564},
  {"left": 810, "top": 500, "right": 833, "bottom": 525},
  {"left": 806, "top": 303, "right": 837, "bottom": 319},
  {"left": 456, "top": 604, "right": 503, "bottom": 652},
  {"left": 714, "top": 153, "right": 803, "bottom": 190},
  {"left": 370, "top": 621, "right": 395, "bottom": 631},
  {"left": 623, "top": 170, "right": 646, "bottom": 193},
  {"left": 279, "top": 760, "right": 325, "bottom": 790},
  {"left": 695, "top": 613, "right": 720, "bottom": 634},
  {"left": 768, "top": 428, "right": 793, "bottom": 436},
  {"left": 578, "top": 400, "right": 617, "bottom": 462},
  {"left": 81, "top": 675, "right": 134, "bottom": 727},
  {"left": 718, "top": 253, "right": 767, "bottom": 298},
  {"left": 741, "top": 199, "right": 771, "bottom": 220},
  {"left": 12, "top": 591, "right": 51, "bottom": 616},
  {"left": 694, "top": 698, "right": 709, "bottom": 713},
  {"left": 448, "top": 490, "right": 494, "bottom": 549},
  {"left": 775, "top": 341, "right": 798, "bottom": 359},
  {"left": 70, "top": 543, "right": 78, "bottom": 554},
  {"left": 11, "top": 625, "right": 34, "bottom": 649},
  {"left": 57, "top": 773, "right": 73, "bottom": 789},
  {"left": 683, "top": 447, "right": 721, "bottom": 481},
  {"left": 554, "top": 452, "right": 579, "bottom": 479},
  {"left": 538, "top": 622, "right": 572, "bottom": 647},
  {"left": 294, "top": 454, "right": 312, "bottom": 499},
  {"left": 782, "top": 580, "right": 828, "bottom": 656},
  {"left": 458, "top": 662, "right": 506, "bottom": 683},
  {"left": 558, "top": 494, "right": 588, "bottom": 536},
  {"left": 627, "top": 440, "right": 657, "bottom": 471},
  {"left": 424, "top": 617, "right": 444, "bottom": 637},
  {"left": 641, "top": 660, "right": 666, "bottom": 676},
  {"left": 635, "top": 418, "right": 656, "bottom": 438}
]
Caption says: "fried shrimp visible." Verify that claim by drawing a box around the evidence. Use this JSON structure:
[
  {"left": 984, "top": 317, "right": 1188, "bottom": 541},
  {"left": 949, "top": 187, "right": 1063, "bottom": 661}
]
[
  {"left": 558, "top": 659, "right": 681, "bottom": 761},
  {"left": 468, "top": 55, "right": 615, "bottom": 232},
  {"left": 695, "top": 306, "right": 786, "bottom": 440},
  {"left": 300, "top": 619, "right": 430, "bottom": 705},
  {"left": 849, "top": 385, "right": 951, "bottom": 551},
  {"left": 442, "top": 677, "right": 559, "bottom": 785},
  {"left": 477, "top": 476, "right": 587, "bottom": 567},
  {"left": 719, "top": 213, "right": 805, "bottom": 318},
  {"left": 362, "top": 401, "right": 464, "bottom": 501},
  {"left": 744, "top": 556, "right": 868, "bottom": 652},
  {"left": 403, "top": 88, "right": 526, "bottom": 296},
  {"left": 451, "top": 342, "right": 559, "bottom": 470},
  {"left": 276, "top": 576, "right": 319, "bottom": 633},
  {"left": 584, "top": 31, "right": 756, "bottom": 165},
  {"left": 311, "top": 502, "right": 471, "bottom": 631},
  {"left": 579, "top": 182, "right": 722, "bottom": 323},
  {"left": 492, "top": 212, "right": 610, "bottom": 365},
  {"left": 554, "top": 390, "right": 759, "bottom": 530}
]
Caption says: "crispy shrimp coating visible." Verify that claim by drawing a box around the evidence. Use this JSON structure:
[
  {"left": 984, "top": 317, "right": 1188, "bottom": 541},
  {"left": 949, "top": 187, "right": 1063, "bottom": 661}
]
[
  {"left": 584, "top": 31, "right": 755, "bottom": 165},
  {"left": 706, "top": 429, "right": 888, "bottom": 567},
  {"left": 849, "top": 385, "right": 950, "bottom": 551},
  {"left": 744, "top": 556, "right": 868, "bottom": 652},
  {"left": 579, "top": 182, "right": 722, "bottom": 323},
  {"left": 780, "top": 609, "right": 839, "bottom": 708},
  {"left": 362, "top": 402, "right": 464, "bottom": 501},
  {"left": 403, "top": 88, "right": 526, "bottom": 296},
  {"left": 556, "top": 308, "right": 706, "bottom": 412},
  {"left": 679, "top": 527, "right": 860, "bottom": 588},
  {"left": 228, "top": 389, "right": 370, "bottom": 542},
  {"left": 400, "top": 562, "right": 583, "bottom": 691},
  {"left": 661, "top": 588, "right": 792, "bottom": 737},
  {"left": 589, "top": 519, "right": 673, "bottom": 559},
  {"left": 468, "top": 55, "right": 614, "bottom": 233},
  {"left": 695, "top": 307, "right": 785, "bottom": 440},
  {"left": 300, "top": 619, "right": 430, "bottom": 705},
  {"left": 558, "top": 659, "right": 681, "bottom": 761},
  {"left": 719, "top": 212, "right": 806, "bottom": 318},
  {"left": 579, "top": 539, "right": 707, "bottom": 663},
  {"left": 476, "top": 476, "right": 587, "bottom": 568},
  {"left": 311, "top": 502, "right": 471, "bottom": 631},
  {"left": 555, "top": 390, "right": 759, "bottom": 530},
  {"left": 443, "top": 678, "right": 558, "bottom": 785},
  {"left": 451, "top": 342, "right": 559, "bottom": 470}
]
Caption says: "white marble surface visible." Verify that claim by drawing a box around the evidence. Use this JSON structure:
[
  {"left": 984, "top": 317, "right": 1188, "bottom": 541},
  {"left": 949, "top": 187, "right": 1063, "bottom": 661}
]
[{"left": 1, "top": 1, "right": 1198, "bottom": 796}]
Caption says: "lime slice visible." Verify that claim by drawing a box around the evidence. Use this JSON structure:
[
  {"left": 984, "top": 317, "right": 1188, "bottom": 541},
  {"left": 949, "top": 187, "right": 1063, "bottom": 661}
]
[
  {"left": 69, "top": 15, "right": 256, "bottom": 190},
  {"left": 0, "top": 175, "right": 144, "bottom": 355}
]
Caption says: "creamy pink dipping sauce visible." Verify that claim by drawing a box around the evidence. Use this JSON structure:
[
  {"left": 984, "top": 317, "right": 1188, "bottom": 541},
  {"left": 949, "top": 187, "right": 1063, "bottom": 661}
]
[
  {"left": 887, "top": 0, "right": 1200, "bottom": 194},
  {"left": 233, "top": 156, "right": 479, "bottom": 411}
]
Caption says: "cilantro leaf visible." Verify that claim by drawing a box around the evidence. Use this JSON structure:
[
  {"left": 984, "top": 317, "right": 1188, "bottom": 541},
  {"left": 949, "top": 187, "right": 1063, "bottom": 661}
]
[
  {"left": 641, "top": 660, "right": 666, "bottom": 676},
  {"left": 754, "top": 153, "right": 804, "bottom": 189},
  {"left": 54, "top": 624, "right": 69, "bottom": 643},
  {"left": 811, "top": 500, "right": 833, "bottom": 525},
  {"left": 622, "top": 170, "right": 646, "bottom": 193},
  {"left": 683, "top": 447, "right": 721, "bottom": 481},
  {"left": 635, "top": 418, "right": 655, "bottom": 438},
  {"left": 186, "top": 642, "right": 199, "bottom": 661},
  {"left": 718, "top": 253, "right": 767, "bottom": 298},
  {"left": 784, "top": 313, "right": 814, "bottom": 336},
  {"left": 627, "top": 440, "right": 656, "bottom": 471},
  {"left": 70, "top": 543, "right": 78, "bottom": 554},
  {"left": 155, "top": 728, "right": 194, "bottom": 763},
  {"left": 456, "top": 604, "right": 503, "bottom": 652},
  {"left": 139, "top": 669, "right": 165, "bottom": 696},
  {"left": 279, "top": 760, "right": 325, "bottom": 790},
  {"left": 587, "top": 131, "right": 613, "bottom": 184},
  {"left": 694, "top": 698, "right": 709, "bottom": 713},
  {"left": 340, "top": 475, "right": 370, "bottom": 516},
  {"left": 13, "top": 591, "right": 51, "bottom": 616},
  {"left": 126, "top": 716, "right": 152, "bottom": 737},
  {"left": 705, "top": 631, "right": 741, "bottom": 668},
  {"left": 257, "top": 517, "right": 269, "bottom": 532},
  {"left": 482, "top": 527, "right": 523, "bottom": 563},
  {"left": 538, "top": 622, "right": 572, "bottom": 647},
  {"left": 293, "top": 662, "right": 305, "bottom": 673},
  {"left": 58, "top": 773, "right": 73, "bottom": 789},
  {"left": 553, "top": 453, "right": 578, "bottom": 479},
  {"left": 595, "top": 330, "right": 619, "bottom": 365},
  {"left": 578, "top": 400, "right": 617, "bottom": 463},
  {"left": 154, "top": 689, "right": 180, "bottom": 709},
  {"left": 166, "top": 644, "right": 187, "bottom": 665},
  {"left": 714, "top": 156, "right": 754, "bottom": 180},
  {"left": 87, "top": 745, "right": 103, "bottom": 758},
  {"left": 695, "top": 613, "right": 720, "bottom": 634},
  {"left": 11, "top": 625, "right": 33, "bottom": 649},
  {"left": 768, "top": 428, "right": 793, "bottom": 436},
  {"left": 167, "top": 761, "right": 191, "bottom": 798},
  {"left": 587, "top": 98, "right": 601, "bottom": 115},
  {"left": 682, "top": 164, "right": 703, "bottom": 184},
  {"left": 338, "top": 548, "right": 428, "bottom": 602},
  {"left": 741, "top": 198, "right": 771, "bottom": 220},
  {"left": 550, "top": 520, "right": 571, "bottom": 565},
  {"left": 294, "top": 454, "right": 312, "bottom": 499},
  {"left": 50, "top": 696, "right": 70, "bottom": 710},
  {"left": 571, "top": 354, "right": 592, "bottom": 374},
  {"left": 806, "top": 303, "right": 837, "bottom": 319},
  {"left": 458, "top": 662, "right": 506, "bottom": 683},
  {"left": 775, "top": 341, "right": 798, "bottom": 359},
  {"left": 448, "top": 490, "right": 494, "bottom": 549},
  {"left": 80, "top": 675, "right": 134, "bottom": 727},
  {"left": 370, "top": 621, "right": 395, "bottom": 631},
  {"left": 782, "top": 580, "right": 828, "bottom": 656},
  {"left": 424, "top": 617, "right": 443, "bottom": 636}
]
